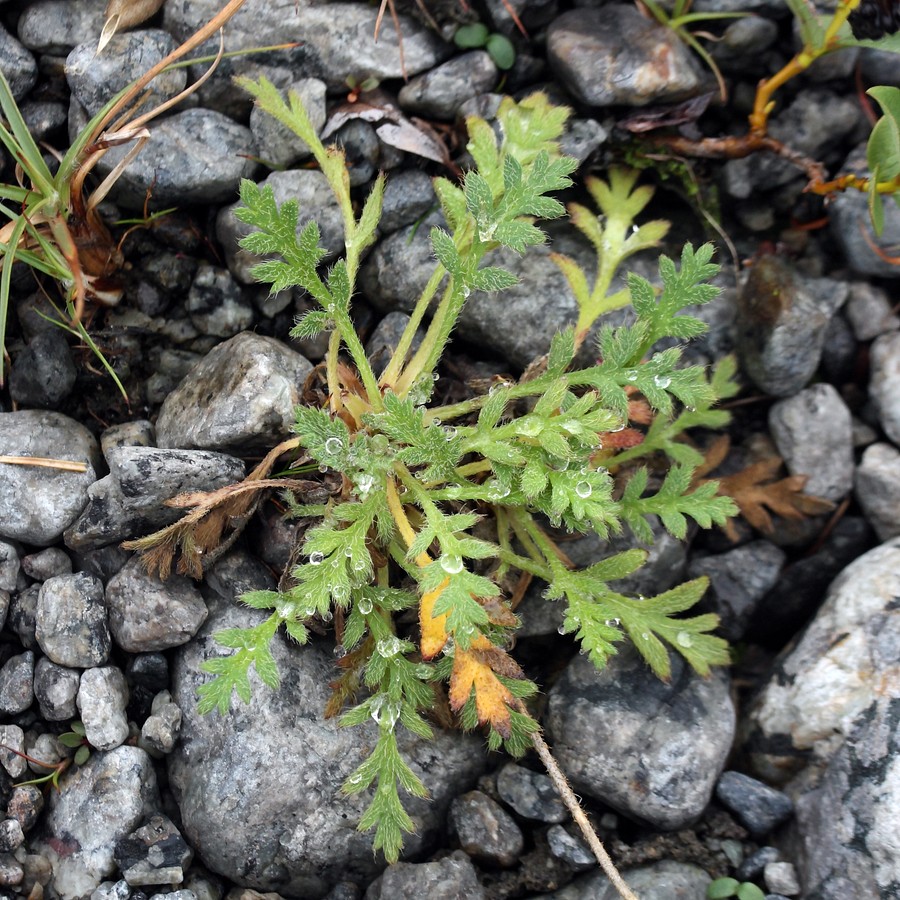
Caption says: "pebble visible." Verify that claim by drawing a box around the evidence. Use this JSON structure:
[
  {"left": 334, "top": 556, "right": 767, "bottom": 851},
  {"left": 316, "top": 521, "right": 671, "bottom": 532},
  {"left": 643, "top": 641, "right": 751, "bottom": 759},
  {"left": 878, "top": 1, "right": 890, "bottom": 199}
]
[
  {"left": 547, "top": 6, "right": 704, "bottom": 107},
  {"left": 0, "top": 411, "right": 101, "bottom": 545},
  {"left": 186, "top": 265, "right": 255, "bottom": 338},
  {"left": 379, "top": 169, "right": 436, "bottom": 234},
  {"left": 688, "top": 540, "right": 786, "bottom": 641},
  {"left": 9, "top": 331, "right": 78, "bottom": 409},
  {"left": 768, "top": 384, "right": 854, "bottom": 502},
  {"left": 0, "top": 819, "right": 24, "bottom": 853},
  {"left": 36, "top": 746, "right": 159, "bottom": 899},
  {"left": 77, "top": 666, "right": 130, "bottom": 751},
  {"left": 0, "top": 725, "right": 26, "bottom": 777},
  {"left": 7, "top": 785, "right": 43, "bottom": 834},
  {"left": 35, "top": 573, "right": 111, "bottom": 667},
  {"left": 399, "top": 51, "right": 498, "bottom": 120},
  {"left": 495, "top": 762, "right": 567, "bottom": 823},
  {"left": 0, "top": 23, "right": 37, "bottom": 100},
  {"left": 17, "top": 0, "right": 106, "bottom": 54},
  {"left": 0, "top": 651, "right": 34, "bottom": 715},
  {"left": 100, "top": 421, "right": 156, "bottom": 458},
  {"left": 139, "top": 690, "right": 182, "bottom": 756},
  {"left": 545, "top": 825, "right": 594, "bottom": 869},
  {"left": 22, "top": 547, "right": 72, "bottom": 582},
  {"left": 331, "top": 119, "right": 380, "bottom": 187},
  {"left": 543, "top": 859, "right": 711, "bottom": 899},
  {"left": 715, "top": 771, "right": 793, "bottom": 836},
  {"left": 737, "top": 846, "right": 782, "bottom": 881},
  {"left": 546, "top": 646, "right": 734, "bottom": 830},
  {"left": 764, "top": 861, "right": 800, "bottom": 896},
  {"left": 365, "top": 851, "right": 484, "bottom": 899},
  {"left": 216, "top": 169, "right": 345, "bottom": 284},
  {"left": 855, "top": 443, "right": 900, "bottom": 541},
  {"left": 21, "top": 99, "right": 68, "bottom": 140},
  {"left": 33, "top": 657, "right": 80, "bottom": 721},
  {"left": 8, "top": 585, "right": 39, "bottom": 650},
  {"left": 154, "top": 332, "right": 313, "bottom": 453},
  {"left": 448, "top": 790, "right": 524, "bottom": 867},
  {"left": 845, "top": 283, "right": 900, "bottom": 340},
  {"left": 869, "top": 331, "right": 900, "bottom": 444},
  {"left": 248, "top": 77, "right": 326, "bottom": 169},
  {"left": 115, "top": 814, "right": 193, "bottom": 887},
  {"left": 0, "top": 542, "right": 19, "bottom": 593}
]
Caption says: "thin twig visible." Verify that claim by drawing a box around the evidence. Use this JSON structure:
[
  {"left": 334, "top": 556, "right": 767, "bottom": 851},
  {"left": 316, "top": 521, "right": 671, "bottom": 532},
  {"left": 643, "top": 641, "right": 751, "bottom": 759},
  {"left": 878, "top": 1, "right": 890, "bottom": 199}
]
[{"left": 0, "top": 455, "right": 88, "bottom": 472}]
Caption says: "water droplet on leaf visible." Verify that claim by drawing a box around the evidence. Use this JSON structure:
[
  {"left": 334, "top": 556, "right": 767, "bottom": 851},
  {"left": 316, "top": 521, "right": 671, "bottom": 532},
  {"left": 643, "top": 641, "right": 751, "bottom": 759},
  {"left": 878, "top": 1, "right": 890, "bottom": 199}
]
[
  {"left": 376, "top": 636, "right": 403, "bottom": 658},
  {"left": 357, "top": 597, "right": 373, "bottom": 615},
  {"left": 575, "top": 481, "right": 592, "bottom": 499},
  {"left": 654, "top": 374, "right": 671, "bottom": 389},
  {"left": 309, "top": 551, "right": 325, "bottom": 565},
  {"left": 676, "top": 631, "right": 693, "bottom": 648},
  {"left": 439, "top": 554, "right": 464, "bottom": 574},
  {"left": 324, "top": 436, "right": 343, "bottom": 456}
]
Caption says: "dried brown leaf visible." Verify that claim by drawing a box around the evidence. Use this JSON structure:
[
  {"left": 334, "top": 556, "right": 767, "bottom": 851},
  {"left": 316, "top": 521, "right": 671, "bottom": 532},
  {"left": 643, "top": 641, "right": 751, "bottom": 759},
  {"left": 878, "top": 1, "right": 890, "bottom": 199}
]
[{"left": 99, "top": 0, "right": 165, "bottom": 51}]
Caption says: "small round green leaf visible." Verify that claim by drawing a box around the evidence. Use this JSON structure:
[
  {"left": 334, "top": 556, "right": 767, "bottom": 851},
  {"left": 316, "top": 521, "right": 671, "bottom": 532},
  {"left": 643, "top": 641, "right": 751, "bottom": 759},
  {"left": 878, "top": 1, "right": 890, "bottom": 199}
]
[
  {"left": 707, "top": 878, "right": 739, "bottom": 899},
  {"left": 70, "top": 720, "right": 86, "bottom": 736},
  {"left": 74, "top": 745, "right": 91, "bottom": 766},
  {"left": 735, "top": 883, "right": 766, "bottom": 900},
  {"left": 486, "top": 33, "right": 516, "bottom": 70},
  {"left": 58, "top": 732, "right": 84, "bottom": 748},
  {"left": 454, "top": 23, "right": 490, "bottom": 48}
]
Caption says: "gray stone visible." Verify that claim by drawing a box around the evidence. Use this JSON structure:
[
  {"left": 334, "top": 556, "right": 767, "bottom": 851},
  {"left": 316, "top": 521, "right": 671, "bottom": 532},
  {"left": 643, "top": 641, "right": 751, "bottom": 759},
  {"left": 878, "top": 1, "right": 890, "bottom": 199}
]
[
  {"left": 7, "top": 785, "right": 43, "bottom": 833},
  {"left": 77, "top": 667, "right": 130, "bottom": 751},
  {"left": 36, "top": 573, "right": 110, "bottom": 667},
  {"left": 736, "top": 255, "right": 847, "bottom": 397},
  {"left": 249, "top": 77, "right": 327, "bottom": 168},
  {"left": 21, "top": 547, "right": 72, "bottom": 582},
  {"left": 107, "top": 556, "right": 207, "bottom": 652},
  {"left": 689, "top": 541, "right": 786, "bottom": 641},
  {"left": 164, "top": 0, "right": 449, "bottom": 89},
  {"left": 65, "top": 445, "right": 246, "bottom": 551},
  {"left": 168, "top": 551, "right": 488, "bottom": 896},
  {"left": 545, "top": 825, "right": 594, "bottom": 869},
  {"left": 0, "top": 819, "right": 24, "bottom": 853},
  {"left": 559, "top": 117, "right": 607, "bottom": 165},
  {"left": 0, "top": 726, "right": 26, "bottom": 777},
  {"left": 769, "top": 384, "right": 854, "bottom": 503},
  {"left": 36, "top": 747, "right": 159, "bottom": 900},
  {"left": 765, "top": 861, "right": 800, "bottom": 896},
  {"left": 365, "top": 851, "right": 484, "bottom": 899},
  {"left": 33, "top": 657, "right": 80, "bottom": 721},
  {"left": 115, "top": 813, "right": 193, "bottom": 887},
  {"left": 716, "top": 771, "right": 793, "bottom": 836},
  {"left": 9, "top": 331, "right": 77, "bottom": 409},
  {"left": 0, "top": 23, "right": 36, "bottom": 101},
  {"left": 0, "top": 411, "right": 101, "bottom": 545},
  {"left": 854, "top": 443, "right": 900, "bottom": 542},
  {"left": 91, "top": 881, "right": 132, "bottom": 900},
  {"left": 332, "top": 119, "right": 379, "bottom": 187},
  {"left": 748, "top": 537, "right": 900, "bottom": 783},
  {"left": 737, "top": 846, "right": 782, "bottom": 882},
  {"left": 831, "top": 145, "right": 900, "bottom": 278},
  {"left": 845, "top": 283, "right": 900, "bottom": 341},
  {"left": 366, "top": 312, "right": 425, "bottom": 379},
  {"left": 100, "top": 421, "right": 155, "bottom": 458},
  {"left": 0, "top": 651, "right": 33, "bottom": 715},
  {"left": 66, "top": 30, "right": 186, "bottom": 118},
  {"left": 544, "top": 859, "right": 711, "bottom": 899},
  {"left": 17, "top": 0, "right": 106, "bottom": 53},
  {"left": 547, "top": 6, "right": 705, "bottom": 107},
  {"left": 0, "top": 541, "right": 19, "bottom": 592},
  {"left": 21, "top": 100, "right": 68, "bottom": 140},
  {"left": 139, "top": 690, "right": 182, "bottom": 756},
  {"left": 8, "top": 585, "right": 39, "bottom": 650},
  {"left": 187, "top": 264, "right": 255, "bottom": 338},
  {"left": 399, "top": 51, "right": 498, "bottom": 120},
  {"left": 546, "top": 647, "right": 734, "bottom": 830},
  {"left": 495, "top": 762, "right": 567, "bottom": 823},
  {"left": 89, "top": 108, "right": 256, "bottom": 209},
  {"left": 155, "top": 332, "right": 314, "bottom": 453},
  {"left": 380, "top": 169, "right": 436, "bottom": 234},
  {"left": 448, "top": 791, "right": 523, "bottom": 867},
  {"left": 869, "top": 331, "right": 900, "bottom": 444},
  {"left": 217, "top": 169, "right": 344, "bottom": 284}
]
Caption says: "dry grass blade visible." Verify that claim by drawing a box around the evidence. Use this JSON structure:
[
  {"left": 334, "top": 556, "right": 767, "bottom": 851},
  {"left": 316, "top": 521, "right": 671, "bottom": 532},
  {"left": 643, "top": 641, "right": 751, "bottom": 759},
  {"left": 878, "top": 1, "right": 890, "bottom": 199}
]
[
  {"left": 100, "top": 0, "right": 166, "bottom": 52},
  {"left": 0, "top": 455, "right": 88, "bottom": 472}
]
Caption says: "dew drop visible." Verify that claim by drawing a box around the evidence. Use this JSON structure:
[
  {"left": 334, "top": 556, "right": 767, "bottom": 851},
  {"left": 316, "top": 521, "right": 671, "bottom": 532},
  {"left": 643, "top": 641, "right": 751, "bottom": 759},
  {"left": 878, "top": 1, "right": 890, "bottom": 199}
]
[
  {"left": 370, "top": 434, "right": 389, "bottom": 453},
  {"left": 303, "top": 605, "right": 316, "bottom": 618},
  {"left": 443, "top": 426, "right": 457, "bottom": 440},
  {"left": 432, "top": 417, "right": 441, "bottom": 427},
  {"left": 676, "top": 631, "right": 693, "bottom": 648},
  {"left": 348, "top": 773, "right": 363, "bottom": 785},
  {"left": 370, "top": 696, "right": 400, "bottom": 728},
  {"left": 611, "top": 420, "right": 626, "bottom": 433},
  {"left": 625, "top": 370, "right": 638, "bottom": 382},
  {"left": 309, "top": 551, "right": 325, "bottom": 565},
  {"left": 318, "top": 464, "right": 329, "bottom": 473},
  {"left": 344, "top": 547, "right": 354, "bottom": 557},
  {"left": 516, "top": 418, "right": 542, "bottom": 438},
  {"left": 376, "top": 636, "right": 402, "bottom": 658},
  {"left": 462, "top": 286, "right": 471, "bottom": 298},
  {"left": 439, "top": 554, "right": 464, "bottom": 574},
  {"left": 641, "top": 632, "right": 650, "bottom": 640},
  {"left": 357, "top": 597, "right": 373, "bottom": 615},
  {"left": 575, "top": 481, "right": 593, "bottom": 499},
  {"left": 557, "top": 623, "right": 567, "bottom": 635},
  {"left": 415, "top": 663, "right": 432, "bottom": 679},
  {"left": 605, "top": 617, "right": 621, "bottom": 627},
  {"left": 334, "top": 645, "right": 348, "bottom": 659},
  {"left": 356, "top": 473, "right": 375, "bottom": 495},
  {"left": 353, "top": 557, "right": 369, "bottom": 572},
  {"left": 432, "top": 372, "right": 440, "bottom": 382},
  {"left": 324, "top": 436, "right": 343, "bottom": 456},
  {"left": 321, "top": 610, "right": 333, "bottom": 623},
  {"left": 489, "top": 381, "right": 511, "bottom": 396},
  {"left": 654, "top": 374, "right": 671, "bottom": 389},
  {"left": 332, "top": 584, "right": 350, "bottom": 604}
]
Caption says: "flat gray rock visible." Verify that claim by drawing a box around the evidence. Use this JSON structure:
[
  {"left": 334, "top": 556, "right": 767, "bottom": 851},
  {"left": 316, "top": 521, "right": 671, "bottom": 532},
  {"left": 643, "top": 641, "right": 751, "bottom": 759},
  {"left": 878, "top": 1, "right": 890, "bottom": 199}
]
[
  {"left": 541, "top": 859, "right": 712, "bottom": 899},
  {"left": 546, "top": 646, "right": 734, "bottom": 830},
  {"left": 869, "top": 331, "right": 900, "bottom": 444},
  {"left": 398, "top": 51, "right": 498, "bottom": 120},
  {"left": 0, "top": 22, "right": 37, "bottom": 100},
  {"left": 855, "top": 443, "right": 900, "bottom": 542},
  {"left": 35, "top": 573, "right": 110, "bottom": 668},
  {"left": 0, "top": 411, "right": 101, "bottom": 545},
  {"left": 155, "top": 332, "right": 313, "bottom": 453},
  {"left": 17, "top": 0, "right": 106, "bottom": 54}
]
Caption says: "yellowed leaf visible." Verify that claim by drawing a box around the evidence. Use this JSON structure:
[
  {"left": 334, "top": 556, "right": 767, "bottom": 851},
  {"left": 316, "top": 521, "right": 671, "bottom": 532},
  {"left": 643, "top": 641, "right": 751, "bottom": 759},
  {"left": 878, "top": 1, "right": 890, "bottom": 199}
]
[
  {"left": 449, "top": 637, "right": 516, "bottom": 738},
  {"left": 420, "top": 577, "right": 450, "bottom": 659}
]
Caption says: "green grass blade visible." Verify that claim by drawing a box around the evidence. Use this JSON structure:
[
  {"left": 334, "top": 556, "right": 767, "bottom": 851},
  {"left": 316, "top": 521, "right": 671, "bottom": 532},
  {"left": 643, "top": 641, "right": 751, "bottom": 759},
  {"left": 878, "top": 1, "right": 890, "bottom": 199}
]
[
  {"left": 0, "top": 215, "right": 28, "bottom": 386},
  {"left": 0, "top": 70, "right": 55, "bottom": 195}
]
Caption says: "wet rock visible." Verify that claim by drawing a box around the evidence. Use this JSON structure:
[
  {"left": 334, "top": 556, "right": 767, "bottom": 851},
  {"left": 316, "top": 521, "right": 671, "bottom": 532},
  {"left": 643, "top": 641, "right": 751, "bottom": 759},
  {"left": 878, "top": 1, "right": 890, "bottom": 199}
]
[
  {"left": 769, "top": 384, "right": 854, "bottom": 502},
  {"left": 736, "top": 255, "right": 847, "bottom": 397},
  {"left": 0, "top": 411, "right": 101, "bottom": 545},
  {"left": 36, "top": 573, "right": 110, "bottom": 667},
  {"left": 547, "top": 6, "right": 705, "bottom": 107},
  {"left": 544, "top": 859, "right": 711, "bottom": 899},
  {"left": 65, "top": 445, "right": 245, "bottom": 551},
  {"left": 66, "top": 30, "right": 186, "bottom": 118},
  {"left": 379, "top": 169, "right": 436, "bottom": 234},
  {"left": 830, "top": 145, "right": 900, "bottom": 278},
  {"left": 106, "top": 557, "right": 207, "bottom": 652},
  {"left": 869, "top": 331, "right": 900, "bottom": 444},
  {"left": 0, "top": 651, "right": 34, "bottom": 715},
  {"left": 747, "top": 536, "right": 900, "bottom": 783},
  {"left": 0, "top": 726, "right": 26, "bottom": 778},
  {"left": 845, "top": 283, "right": 900, "bottom": 341},
  {"left": 365, "top": 851, "right": 484, "bottom": 899},
  {"left": 168, "top": 551, "right": 488, "bottom": 896},
  {"left": 854, "top": 443, "right": 900, "bottom": 542},
  {"left": 115, "top": 814, "right": 193, "bottom": 887},
  {"left": 17, "top": 0, "right": 106, "bottom": 54},
  {"left": 36, "top": 746, "right": 159, "bottom": 900},
  {"left": 77, "top": 666, "right": 130, "bottom": 751},
  {"left": 715, "top": 771, "right": 793, "bottom": 836},
  {"left": 399, "top": 52, "right": 498, "bottom": 120},
  {"left": 164, "top": 0, "right": 449, "bottom": 89},
  {"left": 187, "top": 265, "right": 255, "bottom": 338},
  {"left": 22, "top": 547, "right": 72, "bottom": 582},
  {"left": 248, "top": 77, "right": 327, "bottom": 168},
  {"left": 33, "top": 658, "right": 80, "bottom": 721},
  {"left": 217, "top": 169, "right": 344, "bottom": 284},
  {"left": 546, "top": 646, "right": 734, "bottom": 830},
  {"left": 90, "top": 108, "right": 256, "bottom": 208},
  {"left": 0, "top": 24, "right": 37, "bottom": 100},
  {"left": 448, "top": 791, "right": 523, "bottom": 867},
  {"left": 495, "top": 762, "right": 567, "bottom": 823},
  {"left": 0, "top": 542, "right": 19, "bottom": 593},
  {"left": 155, "top": 332, "right": 313, "bottom": 453}
]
